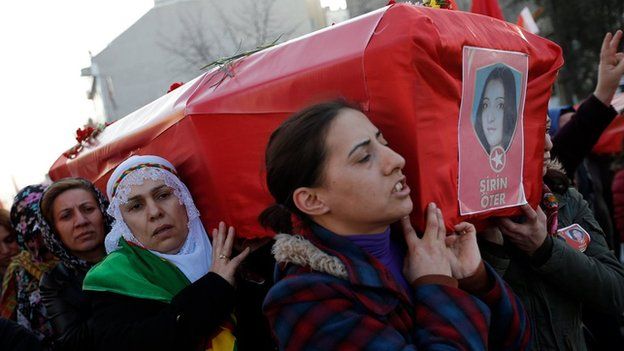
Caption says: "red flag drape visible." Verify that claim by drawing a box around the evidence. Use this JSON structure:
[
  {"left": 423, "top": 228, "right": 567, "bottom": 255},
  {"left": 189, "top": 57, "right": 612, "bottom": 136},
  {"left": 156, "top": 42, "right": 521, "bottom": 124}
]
[{"left": 470, "top": 0, "right": 504, "bottom": 20}]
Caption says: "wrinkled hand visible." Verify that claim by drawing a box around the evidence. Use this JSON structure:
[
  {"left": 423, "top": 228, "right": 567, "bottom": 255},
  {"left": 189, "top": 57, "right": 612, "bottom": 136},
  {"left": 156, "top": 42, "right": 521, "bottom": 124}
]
[
  {"left": 210, "top": 221, "right": 250, "bottom": 286},
  {"left": 497, "top": 204, "right": 547, "bottom": 256},
  {"left": 445, "top": 222, "right": 482, "bottom": 279},
  {"left": 594, "top": 30, "right": 624, "bottom": 105},
  {"left": 401, "top": 203, "right": 452, "bottom": 284}
]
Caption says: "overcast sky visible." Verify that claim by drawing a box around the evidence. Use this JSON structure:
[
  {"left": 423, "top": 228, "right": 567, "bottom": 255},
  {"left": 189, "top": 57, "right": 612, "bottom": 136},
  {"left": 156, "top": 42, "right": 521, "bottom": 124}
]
[
  {"left": 0, "top": 0, "right": 156, "bottom": 207},
  {"left": 0, "top": 0, "right": 345, "bottom": 207}
]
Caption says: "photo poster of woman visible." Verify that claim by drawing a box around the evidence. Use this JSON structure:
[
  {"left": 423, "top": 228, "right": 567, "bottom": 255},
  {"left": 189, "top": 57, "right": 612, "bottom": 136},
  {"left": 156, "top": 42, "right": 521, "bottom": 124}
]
[{"left": 458, "top": 46, "right": 529, "bottom": 215}]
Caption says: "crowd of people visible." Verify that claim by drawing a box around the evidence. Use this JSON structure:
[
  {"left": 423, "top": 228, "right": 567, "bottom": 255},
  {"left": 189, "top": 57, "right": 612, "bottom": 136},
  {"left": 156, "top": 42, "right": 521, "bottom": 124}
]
[{"left": 0, "top": 29, "right": 623, "bottom": 351}]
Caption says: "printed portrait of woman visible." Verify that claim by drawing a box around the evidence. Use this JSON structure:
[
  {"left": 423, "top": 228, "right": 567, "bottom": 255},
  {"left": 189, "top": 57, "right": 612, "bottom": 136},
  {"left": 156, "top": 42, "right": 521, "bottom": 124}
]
[
  {"left": 472, "top": 64, "right": 520, "bottom": 155},
  {"left": 568, "top": 229, "right": 584, "bottom": 242}
]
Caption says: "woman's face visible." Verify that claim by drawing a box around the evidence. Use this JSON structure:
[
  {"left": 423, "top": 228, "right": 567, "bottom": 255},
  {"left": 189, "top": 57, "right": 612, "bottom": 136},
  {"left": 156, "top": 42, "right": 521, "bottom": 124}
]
[
  {"left": 481, "top": 78, "right": 505, "bottom": 149},
  {"left": 0, "top": 225, "right": 19, "bottom": 269},
  {"left": 120, "top": 179, "right": 189, "bottom": 254},
  {"left": 52, "top": 188, "right": 106, "bottom": 260},
  {"left": 311, "top": 108, "right": 413, "bottom": 235}
]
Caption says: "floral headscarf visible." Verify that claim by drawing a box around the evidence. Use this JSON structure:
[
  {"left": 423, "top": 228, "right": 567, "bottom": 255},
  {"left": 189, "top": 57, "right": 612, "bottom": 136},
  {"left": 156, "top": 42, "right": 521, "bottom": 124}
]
[
  {"left": 10, "top": 184, "right": 47, "bottom": 251},
  {"left": 38, "top": 178, "right": 114, "bottom": 271},
  {"left": 1, "top": 184, "right": 57, "bottom": 344}
]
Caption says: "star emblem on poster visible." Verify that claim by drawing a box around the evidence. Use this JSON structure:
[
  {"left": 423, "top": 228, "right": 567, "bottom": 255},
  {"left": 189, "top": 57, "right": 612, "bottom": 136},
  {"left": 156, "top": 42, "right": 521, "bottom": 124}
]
[{"left": 489, "top": 146, "right": 506, "bottom": 173}]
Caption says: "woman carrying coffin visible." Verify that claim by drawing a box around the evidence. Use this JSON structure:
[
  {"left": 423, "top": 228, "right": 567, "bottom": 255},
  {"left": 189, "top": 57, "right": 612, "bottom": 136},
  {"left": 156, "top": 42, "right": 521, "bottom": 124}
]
[
  {"left": 38, "top": 178, "right": 112, "bottom": 350},
  {"left": 479, "top": 117, "right": 624, "bottom": 350},
  {"left": 260, "top": 101, "right": 531, "bottom": 350},
  {"left": 83, "top": 155, "right": 249, "bottom": 351}
]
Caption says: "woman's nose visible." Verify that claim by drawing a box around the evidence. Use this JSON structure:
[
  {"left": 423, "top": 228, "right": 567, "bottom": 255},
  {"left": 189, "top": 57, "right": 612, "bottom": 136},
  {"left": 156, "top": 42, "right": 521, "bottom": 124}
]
[
  {"left": 382, "top": 145, "right": 406, "bottom": 175},
  {"left": 544, "top": 133, "right": 553, "bottom": 152},
  {"left": 75, "top": 211, "right": 89, "bottom": 226},
  {"left": 146, "top": 200, "right": 163, "bottom": 220}
]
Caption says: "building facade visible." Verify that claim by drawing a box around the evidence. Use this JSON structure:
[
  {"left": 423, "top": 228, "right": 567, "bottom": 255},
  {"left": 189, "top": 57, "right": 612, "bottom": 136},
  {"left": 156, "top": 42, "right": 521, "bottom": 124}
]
[{"left": 83, "top": 0, "right": 323, "bottom": 122}]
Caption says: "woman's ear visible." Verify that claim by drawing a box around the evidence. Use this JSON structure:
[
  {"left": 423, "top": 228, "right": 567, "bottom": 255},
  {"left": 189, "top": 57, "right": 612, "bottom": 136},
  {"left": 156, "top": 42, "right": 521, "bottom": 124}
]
[{"left": 293, "top": 187, "right": 329, "bottom": 216}]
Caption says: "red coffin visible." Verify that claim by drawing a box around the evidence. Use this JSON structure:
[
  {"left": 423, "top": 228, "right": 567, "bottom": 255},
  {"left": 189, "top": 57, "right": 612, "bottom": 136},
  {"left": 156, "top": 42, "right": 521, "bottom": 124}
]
[{"left": 49, "top": 4, "right": 563, "bottom": 238}]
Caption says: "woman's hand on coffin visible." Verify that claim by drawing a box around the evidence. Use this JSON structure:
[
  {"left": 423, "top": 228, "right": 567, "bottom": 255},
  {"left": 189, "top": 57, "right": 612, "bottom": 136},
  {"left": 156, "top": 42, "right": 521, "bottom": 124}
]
[
  {"left": 210, "top": 221, "right": 251, "bottom": 286},
  {"left": 496, "top": 204, "right": 547, "bottom": 256},
  {"left": 594, "top": 30, "right": 624, "bottom": 106},
  {"left": 401, "top": 203, "right": 452, "bottom": 283},
  {"left": 444, "top": 222, "right": 482, "bottom": 280}
]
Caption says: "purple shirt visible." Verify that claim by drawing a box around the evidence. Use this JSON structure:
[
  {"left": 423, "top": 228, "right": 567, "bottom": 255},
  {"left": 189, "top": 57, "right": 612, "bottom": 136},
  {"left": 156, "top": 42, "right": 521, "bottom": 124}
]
[{"left": 345, "top": 228, "right": 411, "bottom": 294}]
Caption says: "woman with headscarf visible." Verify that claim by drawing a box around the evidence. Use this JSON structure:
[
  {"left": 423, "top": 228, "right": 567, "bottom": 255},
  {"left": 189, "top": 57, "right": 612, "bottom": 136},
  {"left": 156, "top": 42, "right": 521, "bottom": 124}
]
[
  {"left": 83, "top": 155, "right": 249, "bottom": 351},
  {"left": 37, "top": 178, "right": 113, "bottom": 350},
  {"left": 0, "top": 184, "right": 58, "bottom": 347}
]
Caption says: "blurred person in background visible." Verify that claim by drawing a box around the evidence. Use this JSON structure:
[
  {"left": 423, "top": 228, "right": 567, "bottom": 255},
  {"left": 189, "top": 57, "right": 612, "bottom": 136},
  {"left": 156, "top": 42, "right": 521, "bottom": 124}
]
[
  {"left": 0, "top": 185, "right": 58, "bottom": 348},
  {"left": 0, "top": 209, "right": 20, "bottom": 284},
  {"left": 547, "top": 30, "right": 624, "bottom": 255},
  {"left": 548, "top": 30, "right": 624, "bottom": 350}
]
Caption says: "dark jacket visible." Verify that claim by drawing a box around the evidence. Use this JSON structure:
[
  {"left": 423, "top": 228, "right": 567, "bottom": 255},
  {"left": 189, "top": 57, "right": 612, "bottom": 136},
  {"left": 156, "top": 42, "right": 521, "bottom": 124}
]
[
  {"left": 88, "top": 272, "right": 234, "bottom": 351},
  {"left": 40, "top": 263, "right": 92, "bottom": 351},
  {"left": 480, "top": 187, "right": 624, "bottom": 350},
  {"left": 264, "top": 230, "right": 531, "bottom": 350},
  {"left": 0, "top": 317, "right": 43, "bottom": 351},
  {"left": 551, "top": 94, "right": 617, "bottom": 177},
  {"left": 612, "top": 169, "right": 624, "bottom": 243},
  {"left": 234, "top": 241, "right": 277, "bottom": 351}
]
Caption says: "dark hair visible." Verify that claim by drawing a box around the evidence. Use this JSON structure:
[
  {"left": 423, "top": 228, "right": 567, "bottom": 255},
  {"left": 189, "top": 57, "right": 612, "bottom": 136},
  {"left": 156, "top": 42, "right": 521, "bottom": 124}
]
[
  {"left": 40, "top": 178, "right": 101, "bottom": 226},
  {"left": 474, "top": 65, "right": 518, "bottom": 154},
  {"left": 259, "top": 99, "right": 361, "bottom": 233}
]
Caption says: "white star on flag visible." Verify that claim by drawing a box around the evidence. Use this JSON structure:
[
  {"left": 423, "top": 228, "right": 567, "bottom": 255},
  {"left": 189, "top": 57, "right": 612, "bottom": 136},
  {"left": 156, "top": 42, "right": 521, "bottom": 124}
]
[{"left": 492, "top": 149, "right": 504, "bottom": 168}]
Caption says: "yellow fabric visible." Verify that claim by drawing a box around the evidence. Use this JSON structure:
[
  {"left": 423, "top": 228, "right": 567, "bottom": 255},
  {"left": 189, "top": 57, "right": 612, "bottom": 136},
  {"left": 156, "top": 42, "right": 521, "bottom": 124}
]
[{"left": 206, "top": 327, "right": 236, "bottom": 351}]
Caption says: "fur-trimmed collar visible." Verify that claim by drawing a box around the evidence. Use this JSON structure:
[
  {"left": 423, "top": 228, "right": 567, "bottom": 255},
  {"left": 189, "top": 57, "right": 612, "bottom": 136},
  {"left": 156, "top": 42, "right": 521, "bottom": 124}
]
[
  {"left": 546, "top": 158, "right": 565, "bottom": 174},
  {"left": 272, "top": 234, "right": 348, "bottom": 279}
]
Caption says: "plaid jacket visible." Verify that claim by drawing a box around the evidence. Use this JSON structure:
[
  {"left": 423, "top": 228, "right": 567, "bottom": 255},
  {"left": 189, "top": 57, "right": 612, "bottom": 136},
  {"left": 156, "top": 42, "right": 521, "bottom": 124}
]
[{"left": 263, "top": 230, "right": 531, "bottom": 350}]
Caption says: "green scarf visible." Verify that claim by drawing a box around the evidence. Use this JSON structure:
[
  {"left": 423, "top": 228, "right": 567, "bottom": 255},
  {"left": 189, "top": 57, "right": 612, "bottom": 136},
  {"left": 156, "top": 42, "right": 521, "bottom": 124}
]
[{"left": 83, "top": 238, "right": 190, "bottom": 302}]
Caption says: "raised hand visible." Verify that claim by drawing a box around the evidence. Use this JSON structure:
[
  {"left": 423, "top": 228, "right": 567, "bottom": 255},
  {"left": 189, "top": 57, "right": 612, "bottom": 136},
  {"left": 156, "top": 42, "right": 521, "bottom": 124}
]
[
  {"left": 401, "top": 203, "right": 452, "bottom": 284},
  {"left": 497, "top": 204, "right": 548, "bottom": 256},
  {"left": 594, "top": 30, "right": 624, "bottom": 105},
  {"left": 210, "top": 221, "right": 251, "bottom": 286},
  {"left": 444, "top": 222, "right": 482, "bottom": 279}
]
